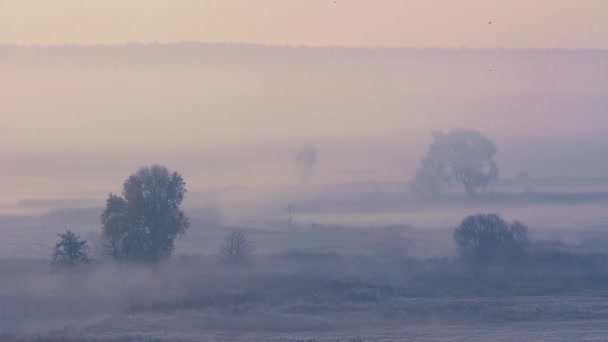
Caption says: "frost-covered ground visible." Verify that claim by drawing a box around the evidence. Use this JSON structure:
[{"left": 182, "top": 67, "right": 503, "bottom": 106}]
[
  {"left": 77, "top": 320, "right": 608, "bottom": 341},
  {"left": 2, "top": 197, "right": 608, "bottom": 341},
  {"left": 10, "top": 298, "right": 608, "bottom": 341},
  {"left": 5, "top": 256, "right": 608, "bottom": 341}
]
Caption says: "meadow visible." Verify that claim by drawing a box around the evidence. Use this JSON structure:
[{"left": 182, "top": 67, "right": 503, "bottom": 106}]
[{"left": 1, "top": 181, "right": 608, "bottom": 340}]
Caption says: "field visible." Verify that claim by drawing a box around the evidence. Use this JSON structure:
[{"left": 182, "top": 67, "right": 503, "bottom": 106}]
[
  {"left": 1, "top": 184, "right": 608, "bottom": 341},
  {"left": 4, "top": 259, "right": 608, "bottom": 341}
]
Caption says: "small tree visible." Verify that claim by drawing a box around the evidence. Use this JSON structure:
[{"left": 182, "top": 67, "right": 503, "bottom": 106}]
[
  {"left": 286, "top": 203, "right": 297, "bottom": 225},
  {"left": 294, "top": 144, "right": 317, "bottom": 185},
  {"left": 454, "top": 213, "right": 529, "bottom": 266},
  {"left": 220, "top": 230, "right": 254, "bottom": 264},
  {"left": 100, "top": 165, "right": 189, "bottom": 265},
  {"left": 51, "top": 230, "right": 91, "bottom": 273}
]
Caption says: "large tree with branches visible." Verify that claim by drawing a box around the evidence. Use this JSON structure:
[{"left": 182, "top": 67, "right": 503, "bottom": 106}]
[{"left": 101, "top": 165, "right": 189, "bottom": 264}]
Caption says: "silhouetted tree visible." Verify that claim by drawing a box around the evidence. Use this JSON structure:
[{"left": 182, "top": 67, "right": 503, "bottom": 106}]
[
  {"left": 454, "top": 213, "right": 529, "bottom": 266},
  {"left": 294, "top": 144, "right": 317, "bottom": 185},
  {"left": 413, "top": 129, "right": 498, "bottom": 197},
  {"left": 51, "top": 230, "right": 90, "bottom": 273},
  {"left": 220, "top": 230, "right": 254, "bottom": 264},
  {"left": 101, "top": 165, "right": 189, "bottom": 264}
]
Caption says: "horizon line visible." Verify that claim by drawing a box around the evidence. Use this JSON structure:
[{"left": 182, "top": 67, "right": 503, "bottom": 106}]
[{"left": 1, "top": 41, "right": 607, "bottom": 52}]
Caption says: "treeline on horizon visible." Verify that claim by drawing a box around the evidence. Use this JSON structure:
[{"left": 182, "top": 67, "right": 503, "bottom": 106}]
[
  {"left": 3, "top": 40, "right": 608, "bottom": 50},
  {"left": 2, "top": 42, "right": 607, "bottom": 66}
]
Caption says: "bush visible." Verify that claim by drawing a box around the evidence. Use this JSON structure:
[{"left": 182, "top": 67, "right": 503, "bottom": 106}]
[
  {"left": 454, "top": 213, "right": 530, "bottom": 267},
  {"left": 529, "top": 240, "right": 607, "bottom": 273},
  {"left": 219, "top": 230, "right": 254, "bottom": 265}
]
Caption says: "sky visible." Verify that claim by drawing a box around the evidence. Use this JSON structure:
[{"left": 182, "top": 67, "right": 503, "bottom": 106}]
[
  {"left": 1, "top": 1, "right": 607, "bottom": 215},
  {"left": 0, "top": 0, "right": 607, "bottom": 48}
]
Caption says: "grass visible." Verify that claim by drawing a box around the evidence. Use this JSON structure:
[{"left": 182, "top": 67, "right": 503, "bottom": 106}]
[{"left": 2, "top": 203, "right": 608, "bottom": 340}]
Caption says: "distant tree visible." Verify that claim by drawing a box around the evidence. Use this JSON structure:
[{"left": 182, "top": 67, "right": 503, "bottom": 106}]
[
  {"left": 51, "top": 230, "right": 91, "bottom": 273},
  {"left": 287, "top": 144, "right": 317, "bottom": 226},
  {"left": 454, "top": 213, "right": 529, "bottom": 266},
  {"left": 286, "top": 203, "right": 297, "bottom": 226},
  {"left": 294, "top": 144, "right": 317, "bottom": 185},
  {"left": 100, "top": 165, "right": 190, "bottom": 264},
  {"left": 413, "top": 129, "right": 498, "bottom": 197},
  {"left": 220, "top": 230, "right": 254, "bottom": 264},
  {"left": 514, "top": 171, "right": 536, "bottom": 193}
]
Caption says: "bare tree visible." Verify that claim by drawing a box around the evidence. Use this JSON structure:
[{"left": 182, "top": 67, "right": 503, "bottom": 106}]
[
  {"left": 294, "top": 144, "right": 317, "bottom": 185},
  {"left": 220, "top": 230, "right": 254, "bottom": 264}
]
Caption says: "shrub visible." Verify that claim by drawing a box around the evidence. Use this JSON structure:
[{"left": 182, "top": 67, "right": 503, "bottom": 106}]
[
  {"left": 220, "top": 230, "right": 254, "bottom": 265},
  {"left": 454, "top": 213, "right": 530, "bottom": 267}
]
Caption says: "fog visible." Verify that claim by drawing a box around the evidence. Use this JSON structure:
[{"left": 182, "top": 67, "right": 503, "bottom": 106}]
[
  {"left": 2, "top": 44, "right": 608, "bottom": 340},
  {"left": 2, "top": 44, "right": 608, "bottom": 213}
]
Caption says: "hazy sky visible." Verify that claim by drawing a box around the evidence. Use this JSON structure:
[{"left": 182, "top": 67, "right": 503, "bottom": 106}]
[
  {"left": 0, "top": 0, "right": 606, "bottom": 48},
  {"left": 1, "top": 1, "right": 607, "bottom": 215}
]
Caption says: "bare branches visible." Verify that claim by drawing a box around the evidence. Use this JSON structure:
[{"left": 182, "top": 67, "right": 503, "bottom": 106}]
[
  {"left": 219, "top": 230, "right": 254, "bottom": 264},
  {"left": 454, "top": 213, "right": 530, "bottom": 266}
]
